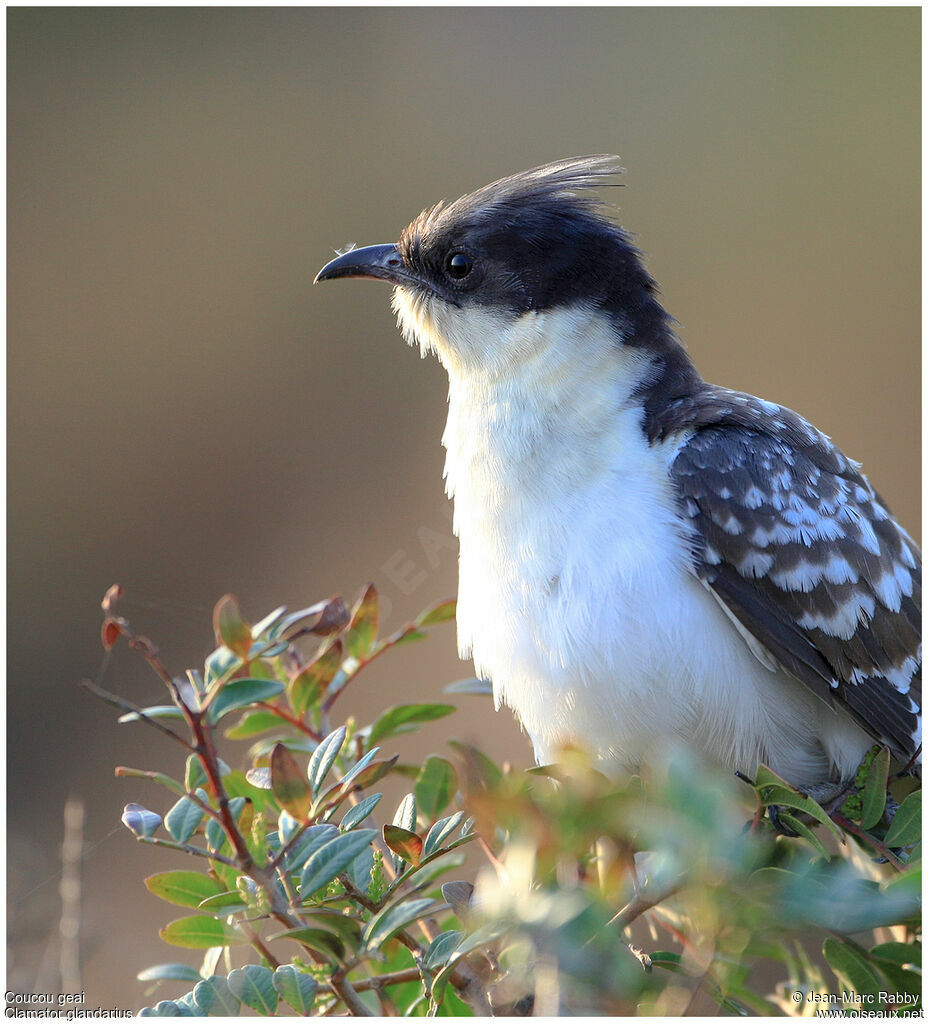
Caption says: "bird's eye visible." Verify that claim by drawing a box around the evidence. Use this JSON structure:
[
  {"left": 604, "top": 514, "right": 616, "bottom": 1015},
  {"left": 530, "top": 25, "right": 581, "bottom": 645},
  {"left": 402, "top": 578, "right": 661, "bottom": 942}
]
[{"left": 444, "top": 252, "right": 473, "bottom": 280}]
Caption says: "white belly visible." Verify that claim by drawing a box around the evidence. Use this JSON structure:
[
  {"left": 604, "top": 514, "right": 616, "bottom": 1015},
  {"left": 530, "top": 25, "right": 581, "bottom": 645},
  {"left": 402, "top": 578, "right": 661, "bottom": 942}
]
[
  {"left": 428, "top": 305, "right": 871, "bottom": 790},
  {"left": 457, "top": 471, "right": 869, "bottom": 788}
]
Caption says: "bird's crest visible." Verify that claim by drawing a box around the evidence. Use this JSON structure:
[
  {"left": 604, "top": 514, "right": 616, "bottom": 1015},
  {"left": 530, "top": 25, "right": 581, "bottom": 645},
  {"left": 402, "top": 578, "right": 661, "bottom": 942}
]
[{"left": 402, "top": 155, "right": 625, "bottom": 250}]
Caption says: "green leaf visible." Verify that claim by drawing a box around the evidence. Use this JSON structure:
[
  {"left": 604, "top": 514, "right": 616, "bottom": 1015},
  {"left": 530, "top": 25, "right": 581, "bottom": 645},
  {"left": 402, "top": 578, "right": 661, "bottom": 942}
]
[
  {"left": 209, "top": 678, "right": 286, "bottom": 722},
  {"left": 183, "top": 756, "right": 208, "bottom": 793},
  {"left": 224, "top": 710, "right": 287, "bottom": 740},
  {"left": 872, "top": 959, "right": 922, "bottom": 1002},
  {"left": 289, "top": 640, "right": 343, "bottom": 716},
  {"left": 204, "top": 797, "right": 247, "bottom": 853},
  {"left": 270, "top": 742, "right": 312, "bottom": 819},
  {"left": 196, "top": 891, "right": 248, "bottom": 914},
  {"left": 281, "top": 823, "right": 339, "bottom": 871},
  {"left": 341, "top": 793, "right": 383, "bottom": 830},
  {"left": 775, "top": 812, "right": 830, "bottom": 859},
  {"left": 860, "top": 746, "right": 890, "bottom": 829},
  {"left": 823, "top": 938, "right": 883, "bottom": 997},
  {"left": 138, "top": 1000, "right": 190, "bottom": 1016},
  {"left": 338, "top": 755, "right": 398, "bottom": 795},
  {"left": 245, "top": 767, "right": 272, "bottom": 790},
  {"left": 221, "top": 770, "right": 273, "bottom": 809},
  {"left": 299, "top": 828, "right": 377, "bottom": 897},
  {"left": 424, "top": 931, "right": 463, "bottom": 970},
  {"left": 392, "top": 627, "right": 428, "bottom": 647},
  {"left": 344, "top": 583, "right": 379, "bottom": 660},
  {"left": 442, "top": 677, "right": 493, "bottom": 697},
  {"left": 227, "top": 965, "right": 278, "bottom": 1016},
  {"left": 383, "top": 824, "right": 423, "bottom": 866},
  {"left": 159, "top": 915, "right": 246, "bottom": 949},
  {"left": 164, "top": 793, "right": 208, "bottom": 843},
  {"left": 145, "top": 871, "right": 224, "bottom": 909},
  {"left": 291, "top": 909, "right": 364, "bottom": 949},
  {"left": 415, "top": 756, "right": 458, "bottom": 821},
  {"left": 137, "top": 964, "right": 203, "bottom": 983},
  {"left": 394, "top": 792, "right": 417, "bottom": 832},
  {"left": 423, "top": 812, "right": 466, "bottom": 858},
  {"left": 122, "top": 803, "right": 162, "bottom": 838},
  {"left": 348, "top": 843, "right": 375, "bottom": 894},
  {"left": 753, "top": 765, "right": 843, "bottom": 841},
  {"left": 213, "top": 594, "right": 253, "bottom": 658},
  {"left": 363, "top": 897, "right": 437, "bottom": 950},
  {"left": 308, "top": 726, "right": 346, "bottom": 796},
  {"left": 369, "top": 704, "right": 456, "bottom": 748},
  {"left": 447, "top": 740, "right": 503, "bottom": 789},
  {"left": 430, "top": 923, "right": 505, "bottom": 1004},
  {"left": 204, "top": 645, "right": 241, "bottom": 688},
  {"left": 870, "top": 940, "right": 921, "bottom": 966},
  {"left": 251, "top": 604, "right": 288, "bottom": 639},
  {"left": 118, "top": 705, "right": 186, "bottom": 724},
  {"left": 415, "top": 598, "right": 456, "bottom": 628},
  {"left": 269, "top": 927, "right": 344, "bottom": 962},
  {"left": 272, "top": 965, "right": 318, "bottom": 1014},
  {"left": 277, "top": 808, "right": 301, "bottom": 845},
  {"left": 191, "top": 975, "right": 241, "bottom": 1016},
  {"left": 337, "top": 747, "right": 382, "bottom": 790},
  {"left": 884, "top": 791, "right": 921, "bottom": 848}
]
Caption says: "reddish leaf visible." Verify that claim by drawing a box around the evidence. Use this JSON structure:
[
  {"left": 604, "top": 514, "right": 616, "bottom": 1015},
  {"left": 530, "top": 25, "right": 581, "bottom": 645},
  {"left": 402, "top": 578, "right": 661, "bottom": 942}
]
[
  {"left": 342, "top": 755, "right": 399, "bottom": 793},
  {"left": 289, "top": 640, "right": 343, "bottom": 717},
  {"left": 213, "top": 595, "right": 253, "bottom": 658},
  {"left": 270, "top": 743, "right": 312, "bottom": 819},
  {"left": 344, "top": 584, "right": 379, "bottom": 660},
  {"left": 101, "top": 617, "right": 123, "bottom": 650},
  {"left": 310, "top": 597, "right": 351, "bottom": 636},
  {"left": 237, "top": 798, "right": 255, "bottom": 837},
  {"left": 277, "top": 598, "right": 350, "bottom": 642},
  {"left": 383, "top": 824, "right": 423, "bottom": 866}
]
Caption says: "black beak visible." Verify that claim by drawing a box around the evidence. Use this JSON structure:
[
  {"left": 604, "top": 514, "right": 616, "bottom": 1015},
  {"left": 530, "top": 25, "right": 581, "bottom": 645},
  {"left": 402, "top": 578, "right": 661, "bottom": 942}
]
[{"left": 314, "top": 244, "right": 406, "bottom": 285}]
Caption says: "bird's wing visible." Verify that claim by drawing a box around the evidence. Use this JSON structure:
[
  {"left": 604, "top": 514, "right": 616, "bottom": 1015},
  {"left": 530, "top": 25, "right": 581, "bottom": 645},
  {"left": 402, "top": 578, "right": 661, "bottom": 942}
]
[{"left": 668, "top": 389, "right": 921, "bottom": 763}]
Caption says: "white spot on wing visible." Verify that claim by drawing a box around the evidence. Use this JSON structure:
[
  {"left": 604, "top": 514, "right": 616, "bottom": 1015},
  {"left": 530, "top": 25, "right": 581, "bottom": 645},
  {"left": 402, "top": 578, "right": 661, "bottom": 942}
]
[{"left": 798, "top": 590, "right": 876, "bottom": 640}]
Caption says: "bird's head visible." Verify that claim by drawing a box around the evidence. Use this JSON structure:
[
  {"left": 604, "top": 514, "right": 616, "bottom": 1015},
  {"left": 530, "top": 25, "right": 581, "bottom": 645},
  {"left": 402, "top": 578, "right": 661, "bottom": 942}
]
[{"left": 315, "top": 156, "right": 674, "bottom": 378}]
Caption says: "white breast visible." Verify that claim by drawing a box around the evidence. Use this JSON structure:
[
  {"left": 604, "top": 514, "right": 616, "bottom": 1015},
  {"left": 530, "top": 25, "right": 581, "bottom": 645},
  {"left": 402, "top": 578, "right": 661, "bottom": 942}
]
[{"left": 393, "top": 295, "right": 871, "bottom": 787}]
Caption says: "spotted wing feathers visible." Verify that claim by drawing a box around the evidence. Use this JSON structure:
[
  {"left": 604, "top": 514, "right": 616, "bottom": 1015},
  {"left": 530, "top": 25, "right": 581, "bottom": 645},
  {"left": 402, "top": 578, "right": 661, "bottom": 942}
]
[{"left": 670, "top": 388, "right": 921, "bottom": 764}]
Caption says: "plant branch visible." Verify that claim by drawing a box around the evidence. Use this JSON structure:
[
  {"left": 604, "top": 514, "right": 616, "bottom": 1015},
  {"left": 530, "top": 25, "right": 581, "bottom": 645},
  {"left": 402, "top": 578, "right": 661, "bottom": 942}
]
[
  {"left": 137, "top": 835, "right": 238, "bottom": 866},
  {"left": 256, "top": 700, "right": 322, "bottom": 741},
  {"left": 830, "top": 813, "right": 907, "bottom": 871},
  {"left": 80, "top": 679, "right": 191, "bottom": 748}
]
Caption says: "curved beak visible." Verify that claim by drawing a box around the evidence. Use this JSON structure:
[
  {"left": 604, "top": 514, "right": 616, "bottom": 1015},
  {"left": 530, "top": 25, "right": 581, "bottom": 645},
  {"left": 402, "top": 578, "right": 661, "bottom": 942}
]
[{"left": 314, "top": 244, "right": 406, "bottom": 285}]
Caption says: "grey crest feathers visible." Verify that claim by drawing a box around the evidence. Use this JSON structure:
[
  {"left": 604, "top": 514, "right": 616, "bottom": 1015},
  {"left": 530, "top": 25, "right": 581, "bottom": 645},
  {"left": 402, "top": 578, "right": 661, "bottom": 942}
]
[{"left": 401, "top": 154, "right": 626, "bottom": 243}]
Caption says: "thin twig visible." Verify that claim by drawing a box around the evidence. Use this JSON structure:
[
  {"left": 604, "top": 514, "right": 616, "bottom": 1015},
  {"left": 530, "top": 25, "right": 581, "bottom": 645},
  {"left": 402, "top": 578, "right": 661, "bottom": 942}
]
[
  {"left": 830, "top": 813, "right": 907, "bottom": 871},
  {"left": 238, "top": 922, "right": 282, "bottom": 969},
  {"left": 609, "top": 884, "right": 682, "bottom": 932},
  {"left": 80, "top": 679, "right": 191, "bottom": 748},
  {"left": 349, "top": 967, "right": 423, "bottom": 993},
  {"left": 137, "top": 836, "right": 238, "bottom": 867},
  {"left": 255, "top": 700, "right": 322, "bottom": 741}
]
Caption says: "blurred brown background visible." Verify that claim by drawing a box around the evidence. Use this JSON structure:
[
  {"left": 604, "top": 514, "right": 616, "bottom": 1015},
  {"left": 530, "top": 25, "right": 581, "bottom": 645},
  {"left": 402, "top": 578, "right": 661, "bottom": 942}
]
[{"left": 8, "top": 7, "right": 920, "bottom": 1009}]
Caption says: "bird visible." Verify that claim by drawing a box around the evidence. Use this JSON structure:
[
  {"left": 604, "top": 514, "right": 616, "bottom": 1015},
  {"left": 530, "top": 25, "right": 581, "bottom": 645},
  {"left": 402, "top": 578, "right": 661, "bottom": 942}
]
[{"left": 315, "top": 155, "right": 921, "bottom": 799}]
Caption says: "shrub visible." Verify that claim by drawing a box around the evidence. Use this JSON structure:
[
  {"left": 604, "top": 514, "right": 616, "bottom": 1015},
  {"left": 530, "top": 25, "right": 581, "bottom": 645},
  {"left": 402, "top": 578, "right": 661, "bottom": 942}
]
[{"left": 88, "top": 585, "right": 921, "bottom": 1016}]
